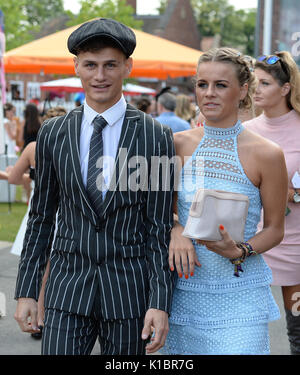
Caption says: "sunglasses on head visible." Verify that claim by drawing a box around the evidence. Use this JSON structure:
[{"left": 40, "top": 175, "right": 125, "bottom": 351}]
[{"left": 257, "top": 55, "right": 290, "bottom": 79}]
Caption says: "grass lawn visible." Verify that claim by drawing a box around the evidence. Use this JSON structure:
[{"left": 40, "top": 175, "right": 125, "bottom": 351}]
[
  {"left": 0, "top": 202, "right": 27, "bottom": 242},
  {"left": 0, "top": 186, "right": 28, "bottom": 243}
]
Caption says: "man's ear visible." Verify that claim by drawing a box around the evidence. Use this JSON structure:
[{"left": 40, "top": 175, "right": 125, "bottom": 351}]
[
  {"left": 74, "top": 56, "right": 79, "bottom": 76},
  {"left": 124, "top": 57, "right": 133, "bottom": 78}
]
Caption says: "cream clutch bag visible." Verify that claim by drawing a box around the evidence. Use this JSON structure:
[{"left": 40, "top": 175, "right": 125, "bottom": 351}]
[{"left": 182, "top": 189, "right": 249, "bottom": 242}]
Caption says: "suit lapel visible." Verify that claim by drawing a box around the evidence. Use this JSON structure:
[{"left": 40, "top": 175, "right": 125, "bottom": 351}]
[
  {"left": 101, "top": 104, "right": 141, "bottom": 216},
  {"left": 66, "top": 106, "right": 98, "bottom": 223}
]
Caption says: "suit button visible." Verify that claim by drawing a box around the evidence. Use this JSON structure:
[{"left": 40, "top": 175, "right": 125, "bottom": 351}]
[{"left": 95, "top": 225, "right": 101, "bottom": 232}]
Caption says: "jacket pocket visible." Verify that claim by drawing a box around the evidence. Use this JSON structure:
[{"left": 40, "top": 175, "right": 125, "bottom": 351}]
[
  {"left": 52, "top": 236, "right": 77, "bottom": 253},
  {"left": 119, "top": 243, "right": 146, "bottom": 258}
]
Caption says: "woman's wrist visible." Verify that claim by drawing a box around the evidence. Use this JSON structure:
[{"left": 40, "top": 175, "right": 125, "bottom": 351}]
[
  {"left": 230, "top": 245, "right": 244, "bottom": 260},
  {"left": 172, "top": 220, "right": 183, "bottom": 233}
]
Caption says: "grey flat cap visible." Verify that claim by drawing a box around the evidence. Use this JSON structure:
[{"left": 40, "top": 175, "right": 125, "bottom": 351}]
[{"left": 67, "top": 18, "right": 136, "bottom": 58}]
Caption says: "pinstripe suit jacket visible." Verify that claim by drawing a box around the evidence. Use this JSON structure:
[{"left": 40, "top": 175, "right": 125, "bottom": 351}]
[{"left": 15, "top": 104, "right": 175, "bottom": 320}]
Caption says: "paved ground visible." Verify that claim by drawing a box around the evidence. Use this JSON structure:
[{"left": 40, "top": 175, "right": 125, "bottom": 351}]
[{"left": 0, "top": 241, "right": 291, "bottom": 355}]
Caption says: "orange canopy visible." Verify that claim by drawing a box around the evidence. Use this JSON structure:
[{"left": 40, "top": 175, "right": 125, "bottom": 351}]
[{"left": 4, "top": 23, "right": 201, "bottom": 79}]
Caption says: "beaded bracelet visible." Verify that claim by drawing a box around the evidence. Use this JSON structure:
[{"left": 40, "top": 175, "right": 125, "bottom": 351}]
[
  {"left": 237, "top": 242, "right": 258, "bottom": 257},
  {"left": 230, "top": 246, "right": 247, "bottom": 277}
]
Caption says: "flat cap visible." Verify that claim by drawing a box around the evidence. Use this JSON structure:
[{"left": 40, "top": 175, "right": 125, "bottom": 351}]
[{"left": 67, "top": 18, "right": 136, "bottom": 58}]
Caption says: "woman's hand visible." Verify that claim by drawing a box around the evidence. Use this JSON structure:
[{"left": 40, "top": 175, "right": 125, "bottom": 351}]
[
  {"left": 169, "top": 222, "right": 201, "bottom": 279},
  {"left": 196, "top": 225, "right": 242, "bottom": 259}
]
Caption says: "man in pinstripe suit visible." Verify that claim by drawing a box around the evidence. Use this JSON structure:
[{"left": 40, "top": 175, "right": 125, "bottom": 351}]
[{"left": 14, "top": 18, "right": 175, "bottom": 355}]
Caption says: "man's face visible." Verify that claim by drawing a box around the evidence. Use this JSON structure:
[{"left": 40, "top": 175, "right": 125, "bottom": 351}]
[{"left": 74, "top": 47, "right": 132, "bottom": 113}]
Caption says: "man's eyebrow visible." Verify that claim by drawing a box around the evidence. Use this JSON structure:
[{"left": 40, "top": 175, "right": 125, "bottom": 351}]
[
  {"left": 82, "top": 58, "right": 119, "bottom": 63},
  {"left": 197, "top": 79, "right": 230, "bottom": 83}
]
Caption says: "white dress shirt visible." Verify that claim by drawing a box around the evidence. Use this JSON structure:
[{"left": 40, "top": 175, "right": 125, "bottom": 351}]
[{"left": 80, "top": 96, "right": 127, "bottom": 197}]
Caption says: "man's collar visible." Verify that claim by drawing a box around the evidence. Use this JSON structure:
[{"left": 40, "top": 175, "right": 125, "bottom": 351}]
[{"left": 83, "top": 95, "right": 127, "bottom": 127}]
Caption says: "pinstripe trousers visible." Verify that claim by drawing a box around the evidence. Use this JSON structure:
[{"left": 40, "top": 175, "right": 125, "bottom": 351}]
[{"left": 41, "top": 293, "right": 146, "bottom": 355}]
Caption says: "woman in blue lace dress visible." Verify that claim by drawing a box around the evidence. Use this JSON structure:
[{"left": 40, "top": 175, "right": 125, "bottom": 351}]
[{"left": 162, "top": 48, "right": 288, "bottom": 355}]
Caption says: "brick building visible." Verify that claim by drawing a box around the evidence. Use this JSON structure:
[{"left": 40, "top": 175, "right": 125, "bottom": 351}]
[{"left": 128, "top": 0, "right": 201, "bottom": 50}]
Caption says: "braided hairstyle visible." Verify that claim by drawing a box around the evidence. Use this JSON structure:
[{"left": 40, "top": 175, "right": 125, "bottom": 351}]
[{"left": 197, "top": 47, "right": 256, "bottom": 110}]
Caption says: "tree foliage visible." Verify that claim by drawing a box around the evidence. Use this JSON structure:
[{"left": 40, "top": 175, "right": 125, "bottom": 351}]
[
  {"left": 67, "top": 0, "right": 143, "bottom": 29},
  {"left": 191, "top": 0, "right": 256, "bottom": 55},
  {"left": 0, "top": 0, "right": 66, "bottom": 50},
  {"left": 25, "top": 0, "right": 64, "bottom": 27},
  {"left": 0, "top": 0, "right": 34, "bottom": 51},
  {"left": 157, "top": 0, "right": 168, "bottom": 15},
  {"left": 1, "top": 0, "right": 141, "bottom": 51},
  {"left": 1, "top": 0, "right": 255, "bottom": 55}
]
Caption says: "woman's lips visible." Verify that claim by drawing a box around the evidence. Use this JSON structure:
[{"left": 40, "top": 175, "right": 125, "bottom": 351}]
[{"left": 203, "top": 103, "right": 219, "bottom": 108}]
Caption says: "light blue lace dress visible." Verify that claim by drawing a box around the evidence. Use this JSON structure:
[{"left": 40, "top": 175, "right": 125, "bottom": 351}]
[{"left": 162, "top": 121, "right": 280, "bottom": 355}]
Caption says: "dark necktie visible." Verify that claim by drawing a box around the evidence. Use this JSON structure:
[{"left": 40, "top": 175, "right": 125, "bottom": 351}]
[{"left": 86, "top": 115, "right": 107, "bottom": 216}]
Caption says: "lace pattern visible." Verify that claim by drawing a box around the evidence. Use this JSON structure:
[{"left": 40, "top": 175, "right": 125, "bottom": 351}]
[{"left": 164, "top": 120, "right": 280, "bottom": 355}]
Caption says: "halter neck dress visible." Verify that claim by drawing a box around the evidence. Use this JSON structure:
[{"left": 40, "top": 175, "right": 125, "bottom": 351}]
[{"left": 162, "top": 120, "right": 280, "bottom": 355}]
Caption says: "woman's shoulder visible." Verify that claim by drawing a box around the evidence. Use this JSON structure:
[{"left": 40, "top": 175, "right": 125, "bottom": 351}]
[
  {"left": 174, "top": 127, "right": 203, "bottom": 145},
  {"left": 174, "top": 127, "right": 204, "bottom": 158}
]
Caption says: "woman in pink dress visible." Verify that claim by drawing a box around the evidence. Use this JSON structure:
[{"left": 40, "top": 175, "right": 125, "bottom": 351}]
[{"left": 245, "top": 51, "right": 300, "bottom": 355}]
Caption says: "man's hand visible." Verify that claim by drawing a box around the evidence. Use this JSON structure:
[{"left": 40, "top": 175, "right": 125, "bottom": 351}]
[
  {"left": 141, "top": 308, "right": 169, "bottom": 354},
  {"left": 14, "top": 298, "right": 41, "bottom": 334}
]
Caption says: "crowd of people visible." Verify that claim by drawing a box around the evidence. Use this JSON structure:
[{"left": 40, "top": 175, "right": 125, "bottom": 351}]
[{"left": 0, "top": 17, "right": 299, "bottom": 356}]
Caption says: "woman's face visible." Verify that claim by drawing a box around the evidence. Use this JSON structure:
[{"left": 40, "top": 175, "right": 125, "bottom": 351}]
[
  {"left": 254, "top": 68, "right": 289, "bottom": 110},
  {"left": 195, "top": 61, "right": 247, "bottom": 127}
]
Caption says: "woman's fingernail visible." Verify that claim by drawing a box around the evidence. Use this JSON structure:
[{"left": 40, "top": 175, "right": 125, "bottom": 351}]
[
  {"left": 219, "top": 225, "right": 224, "bottom": 231},
  {"left": 190, "top": 272, "right": 194, "bottom": 277},
  {"left": 179, "top": 273, "right": 183, "bottom": 278},
  {"left": 185, "top": 274, "right": 189, "bottom": 279},
  {"left": 170, "top": 267, "right": 174, "bottom": 272}
]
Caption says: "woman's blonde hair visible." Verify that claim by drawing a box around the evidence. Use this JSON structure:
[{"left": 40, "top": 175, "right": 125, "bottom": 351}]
[
  {"left": 43, "top": 106, "right": 67, "bottom": 120},
  {"left": 175, "top": 94, "right": 194, "bottom": 122},
  {"left": 196, "top": 47, "right": 256, "bottom": 110},
  {"left": 254, "top": 51, "right": 300, "bottom": 115}
]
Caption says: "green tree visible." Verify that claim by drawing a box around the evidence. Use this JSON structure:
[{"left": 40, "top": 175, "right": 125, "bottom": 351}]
[
  {"left": 0, "top": 0, "right": 67, "bottom": 50},
  {"left": 24, "top": 0, "right": 65, "bottom": 27},
  {"left": 191, "top": 0, "right": 256, "bottom": 55},
  {"left": 157, "top": 0, "right": 168, "bottom": 15},
  {"left": 67, "top": 0, "right": 143, "bottom": 29},
  {"left": 0, "top": 0, "right": 35, "bottom": 50}
]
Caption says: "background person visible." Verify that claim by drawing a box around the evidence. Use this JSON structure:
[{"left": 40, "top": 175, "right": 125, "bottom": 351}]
[
  {"left": 175, "top": 94, "right": 196, "bottom": 128},
  {"left": 245, "top": 51, "right": 300, "bottom": 355},
  {"left": 135, "top": 96, "right": 152, "bottom": 114},
  {"left": 156, "top": 92, "right": 190, "bottom": 133},
  {"left": 19, "top": 103, "right": 42, "bottom": 151},
  {"left": 3, "top": 103, "right": 17, "bottom": 156}
]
